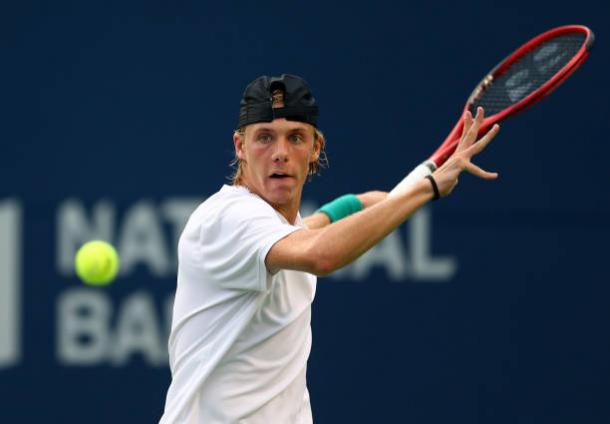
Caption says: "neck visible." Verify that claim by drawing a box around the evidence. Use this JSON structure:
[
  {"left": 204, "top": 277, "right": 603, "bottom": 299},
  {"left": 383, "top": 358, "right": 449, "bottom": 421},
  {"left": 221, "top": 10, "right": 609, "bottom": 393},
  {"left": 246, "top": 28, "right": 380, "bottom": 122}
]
[
  {"left": 237, "top": 181, "right": 301, "bottom": 225},
  {"left": 272, "top": 201, "right": 299, "bottom": 225}
]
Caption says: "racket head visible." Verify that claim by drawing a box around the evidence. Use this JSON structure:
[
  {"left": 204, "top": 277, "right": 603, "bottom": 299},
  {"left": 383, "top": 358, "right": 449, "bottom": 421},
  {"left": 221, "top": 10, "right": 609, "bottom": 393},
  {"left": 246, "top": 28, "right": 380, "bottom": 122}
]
[{"left": 430, "top": 25, "right": 594, "bottom": 166}]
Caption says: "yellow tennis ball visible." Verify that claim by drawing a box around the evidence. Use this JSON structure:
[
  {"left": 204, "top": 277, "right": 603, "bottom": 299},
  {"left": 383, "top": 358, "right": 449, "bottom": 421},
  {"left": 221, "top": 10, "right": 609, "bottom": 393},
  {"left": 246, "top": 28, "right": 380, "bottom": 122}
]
[{"left": 74, "top": 240, "right": 120, "bottom": 286}]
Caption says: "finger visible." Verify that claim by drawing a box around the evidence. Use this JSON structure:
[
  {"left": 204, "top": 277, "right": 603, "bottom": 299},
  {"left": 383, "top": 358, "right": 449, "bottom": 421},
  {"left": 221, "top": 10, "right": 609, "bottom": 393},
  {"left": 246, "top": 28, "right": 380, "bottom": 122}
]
[
  {"left": 460, "top": 107, "right": 485, "bottom": 149},
  {"left": 466, "top": 124, "right": 500, "bottom": 156},
  {"left": 461, "top": 110, "right": 473, "bottom": 140},
  {"left": 456, "top": 111, "right": 473, "bottom": 152},
  {"left": 465, "top": 161, "right": 498, "bottom": 180},
  {"left": 467, "top": 107, "right": 485, "bottom": 140}
]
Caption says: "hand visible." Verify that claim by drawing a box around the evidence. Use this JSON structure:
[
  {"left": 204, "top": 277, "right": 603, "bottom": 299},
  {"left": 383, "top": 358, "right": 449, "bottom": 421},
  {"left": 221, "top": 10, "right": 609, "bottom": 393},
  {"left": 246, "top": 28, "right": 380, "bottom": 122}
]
[{"left": 432, "top": 107, "right": 499, "bottom": 197}]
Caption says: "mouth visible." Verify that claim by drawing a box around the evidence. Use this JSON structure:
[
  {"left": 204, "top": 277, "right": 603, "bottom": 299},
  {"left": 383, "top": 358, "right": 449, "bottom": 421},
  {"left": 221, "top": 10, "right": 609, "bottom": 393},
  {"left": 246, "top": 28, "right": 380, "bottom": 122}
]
[{"left": 269, "top": 172, "right": 292, "bottom": 180}]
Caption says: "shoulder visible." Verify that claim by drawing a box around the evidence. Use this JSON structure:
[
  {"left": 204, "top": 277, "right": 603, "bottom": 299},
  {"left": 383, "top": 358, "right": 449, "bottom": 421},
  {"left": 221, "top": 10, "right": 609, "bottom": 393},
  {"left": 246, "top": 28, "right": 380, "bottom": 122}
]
[
  {"left": 204, "top": 185, "right": 281, "bottom": 223},
  {"left": 184, "top": 185, "right": 287, "bottom": 237}
]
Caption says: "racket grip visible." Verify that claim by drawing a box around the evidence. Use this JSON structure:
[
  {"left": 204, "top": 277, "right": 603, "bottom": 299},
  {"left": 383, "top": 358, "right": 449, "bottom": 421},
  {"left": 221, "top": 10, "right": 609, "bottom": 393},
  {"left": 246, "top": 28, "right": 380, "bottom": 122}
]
[{"left": 388, "top": 160, "right": 438, "bottom": 198}]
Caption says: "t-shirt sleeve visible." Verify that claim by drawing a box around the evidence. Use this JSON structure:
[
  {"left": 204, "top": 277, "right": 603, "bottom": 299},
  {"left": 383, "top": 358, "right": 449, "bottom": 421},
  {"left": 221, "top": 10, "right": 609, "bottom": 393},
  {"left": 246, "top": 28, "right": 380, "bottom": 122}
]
[{"left": 196, "top": 196, "right": 300, "bottom": 292}]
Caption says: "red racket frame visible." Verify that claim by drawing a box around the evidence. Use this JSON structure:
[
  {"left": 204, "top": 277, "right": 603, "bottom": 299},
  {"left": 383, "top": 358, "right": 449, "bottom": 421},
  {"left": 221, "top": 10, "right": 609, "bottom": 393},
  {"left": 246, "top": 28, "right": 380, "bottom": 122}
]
[{"left": 430, "top": 24, "right": 594, "bottom": 166}]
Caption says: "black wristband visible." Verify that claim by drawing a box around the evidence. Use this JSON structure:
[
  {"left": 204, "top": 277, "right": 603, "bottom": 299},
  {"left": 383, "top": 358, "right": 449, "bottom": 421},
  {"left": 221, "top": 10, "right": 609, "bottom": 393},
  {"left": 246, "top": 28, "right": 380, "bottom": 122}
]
[{"left": 425, "top": 175, "right": 440, "bottom": 200}]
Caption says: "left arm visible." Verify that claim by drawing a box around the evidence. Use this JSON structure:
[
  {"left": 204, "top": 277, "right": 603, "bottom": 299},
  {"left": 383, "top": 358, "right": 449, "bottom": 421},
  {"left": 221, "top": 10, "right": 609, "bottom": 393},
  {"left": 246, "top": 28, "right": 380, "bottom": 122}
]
[{"left": 303, "top": 191, "right": 388, "bottom": 229}]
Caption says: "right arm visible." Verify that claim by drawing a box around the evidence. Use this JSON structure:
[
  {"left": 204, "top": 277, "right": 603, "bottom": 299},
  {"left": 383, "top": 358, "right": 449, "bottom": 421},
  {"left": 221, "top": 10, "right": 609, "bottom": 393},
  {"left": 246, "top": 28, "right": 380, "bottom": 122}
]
[{"left": 266, "top": 178, "right": 434, "bottom": 275}]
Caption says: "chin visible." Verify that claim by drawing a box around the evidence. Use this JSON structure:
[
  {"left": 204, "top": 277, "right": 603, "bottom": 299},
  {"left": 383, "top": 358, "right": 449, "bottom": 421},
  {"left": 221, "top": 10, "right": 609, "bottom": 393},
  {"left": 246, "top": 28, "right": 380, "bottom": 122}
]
[
  {"left": 261, "top": 177, "right": 304, "bottom": 204},
  {"left": 265, "top": 185, "right": 296, "bottom": 205},
  {"left": 267, "top": 191, "right": 293, "bottom": 205}
]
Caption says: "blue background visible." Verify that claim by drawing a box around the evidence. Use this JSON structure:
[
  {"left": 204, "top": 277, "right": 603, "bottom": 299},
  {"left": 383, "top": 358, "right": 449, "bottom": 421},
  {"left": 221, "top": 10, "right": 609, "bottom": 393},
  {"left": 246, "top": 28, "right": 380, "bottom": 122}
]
[{"left": 2, "top": 1, "right": 610, "bottom": 423}]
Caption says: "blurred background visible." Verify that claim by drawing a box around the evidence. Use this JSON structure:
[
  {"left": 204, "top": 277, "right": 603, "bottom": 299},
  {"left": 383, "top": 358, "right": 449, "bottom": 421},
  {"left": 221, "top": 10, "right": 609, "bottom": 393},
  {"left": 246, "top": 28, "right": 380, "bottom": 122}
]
[{"left": 1, "top": 1, "right": 609, "bottom": 423}]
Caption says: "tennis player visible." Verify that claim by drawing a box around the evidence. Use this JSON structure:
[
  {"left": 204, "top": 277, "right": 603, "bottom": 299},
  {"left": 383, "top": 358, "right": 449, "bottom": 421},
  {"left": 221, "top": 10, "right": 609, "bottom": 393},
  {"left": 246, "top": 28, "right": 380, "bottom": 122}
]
[{"left": 160, "top": 74, "right": 498, "bottom": 423}]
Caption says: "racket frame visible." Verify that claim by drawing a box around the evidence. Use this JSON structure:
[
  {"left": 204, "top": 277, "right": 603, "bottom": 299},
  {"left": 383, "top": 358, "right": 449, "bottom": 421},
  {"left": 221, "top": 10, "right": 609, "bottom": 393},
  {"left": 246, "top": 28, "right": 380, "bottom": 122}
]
[{"left": 429, "top": 25, "right": 594, "bottom": 166}]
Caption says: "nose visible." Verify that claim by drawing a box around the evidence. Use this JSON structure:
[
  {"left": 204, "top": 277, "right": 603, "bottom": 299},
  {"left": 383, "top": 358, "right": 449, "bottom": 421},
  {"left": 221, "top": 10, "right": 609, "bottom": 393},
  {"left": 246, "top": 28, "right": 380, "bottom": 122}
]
[{"left": 271, "top": 137, "right": 289, "bottom": 163}]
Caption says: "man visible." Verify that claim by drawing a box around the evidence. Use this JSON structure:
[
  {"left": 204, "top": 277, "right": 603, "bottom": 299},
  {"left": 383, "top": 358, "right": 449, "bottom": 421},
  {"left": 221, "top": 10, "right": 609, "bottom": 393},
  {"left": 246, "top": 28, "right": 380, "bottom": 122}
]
[{"left": 160, "top": 74, "right": 498, "bottom": 423}]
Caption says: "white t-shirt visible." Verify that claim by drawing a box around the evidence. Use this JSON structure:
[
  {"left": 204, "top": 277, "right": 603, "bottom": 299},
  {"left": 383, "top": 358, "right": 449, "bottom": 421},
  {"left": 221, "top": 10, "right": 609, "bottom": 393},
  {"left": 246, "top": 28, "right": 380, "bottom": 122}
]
[{"left": 160, "top": 185, "right": 317, "bottom": 424}]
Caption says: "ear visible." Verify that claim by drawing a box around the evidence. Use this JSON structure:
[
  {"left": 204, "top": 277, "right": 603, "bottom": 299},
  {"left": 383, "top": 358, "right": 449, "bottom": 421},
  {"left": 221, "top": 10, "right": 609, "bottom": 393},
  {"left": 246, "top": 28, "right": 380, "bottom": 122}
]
[
  {"left": 311, "top": 135, "right": 322, "bottom": 162},
  {"left": 233, "top": 131, "right": 245, "bottom": 160}
]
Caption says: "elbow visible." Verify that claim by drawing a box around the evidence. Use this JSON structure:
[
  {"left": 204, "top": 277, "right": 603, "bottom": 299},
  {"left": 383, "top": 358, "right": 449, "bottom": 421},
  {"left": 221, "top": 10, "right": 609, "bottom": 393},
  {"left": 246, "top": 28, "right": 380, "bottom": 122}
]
[
  {"left": 308, "top": 250, "right": 339, "bottom": 277},
  {"left": 299, "top": 230, "right": 343, "bottom": 276}
]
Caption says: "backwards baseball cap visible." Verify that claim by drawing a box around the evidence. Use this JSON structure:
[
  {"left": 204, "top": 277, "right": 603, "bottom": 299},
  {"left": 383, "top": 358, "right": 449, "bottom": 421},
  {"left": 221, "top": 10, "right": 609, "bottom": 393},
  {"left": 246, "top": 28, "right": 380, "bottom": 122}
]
[{"left": 238, "top": 74, "right": 319, "bottom": 128}]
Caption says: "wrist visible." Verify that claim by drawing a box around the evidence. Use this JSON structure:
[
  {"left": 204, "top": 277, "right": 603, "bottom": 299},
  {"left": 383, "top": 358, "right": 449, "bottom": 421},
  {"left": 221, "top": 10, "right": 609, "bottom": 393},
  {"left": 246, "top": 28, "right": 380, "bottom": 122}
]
[
  {"left": 317, "top": 194, "right": 363, "bottom": 222},
  {"left": 425, "top": 175, "right": 441, "bottom": 200}
]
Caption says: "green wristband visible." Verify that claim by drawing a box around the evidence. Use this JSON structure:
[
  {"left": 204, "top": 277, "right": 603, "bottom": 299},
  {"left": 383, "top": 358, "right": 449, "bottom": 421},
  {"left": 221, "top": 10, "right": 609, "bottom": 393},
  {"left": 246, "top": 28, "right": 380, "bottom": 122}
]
[{"left": 317, "top": 194, "right": 363, "bottom": 222}]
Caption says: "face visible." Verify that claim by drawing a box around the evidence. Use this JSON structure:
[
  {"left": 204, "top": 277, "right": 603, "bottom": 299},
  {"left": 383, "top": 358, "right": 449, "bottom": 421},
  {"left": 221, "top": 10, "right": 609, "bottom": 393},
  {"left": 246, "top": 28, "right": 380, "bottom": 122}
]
[{"left": 233, "top": 119, "right": 321, "bottom": 211}]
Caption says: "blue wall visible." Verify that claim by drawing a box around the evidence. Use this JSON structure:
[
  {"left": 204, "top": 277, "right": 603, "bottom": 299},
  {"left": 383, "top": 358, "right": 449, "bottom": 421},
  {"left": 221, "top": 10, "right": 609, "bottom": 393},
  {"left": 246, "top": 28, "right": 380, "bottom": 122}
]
[{"left": 2, "top": 1, "right": 610, "bottom": 423}]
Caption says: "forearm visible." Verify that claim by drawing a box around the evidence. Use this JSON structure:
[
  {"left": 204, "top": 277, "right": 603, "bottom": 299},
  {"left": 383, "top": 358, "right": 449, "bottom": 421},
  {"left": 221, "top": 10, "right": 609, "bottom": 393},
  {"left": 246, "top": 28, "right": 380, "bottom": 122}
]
[
  {"left": 357, "top": 190, "right": 388, "bottom": 208},
  {"left": 303, "top": 213, "right": 330, "bottom": 229},
  {"left": 308, "top": 180, "right": 431, "bottom": 274},
  {"left": 268, "top": 179, "right": 434, "bottom": 275},
  {"left": 303, "top": 190, "right": 388, "bottom": 229}
]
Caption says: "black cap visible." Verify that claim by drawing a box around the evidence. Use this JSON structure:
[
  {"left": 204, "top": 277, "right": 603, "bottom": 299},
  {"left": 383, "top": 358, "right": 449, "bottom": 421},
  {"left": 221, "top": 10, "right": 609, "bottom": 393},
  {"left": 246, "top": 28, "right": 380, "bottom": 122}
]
[{"left": 238, "top": 74, "right": 319, "bottom": 128}]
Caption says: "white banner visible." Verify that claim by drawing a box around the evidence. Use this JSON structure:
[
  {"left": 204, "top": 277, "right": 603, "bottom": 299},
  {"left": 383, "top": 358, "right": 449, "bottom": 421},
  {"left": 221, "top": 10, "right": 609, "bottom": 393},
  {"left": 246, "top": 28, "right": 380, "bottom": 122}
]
[{"left": 0, "top": 200, "right": 21, "bottom": 368}]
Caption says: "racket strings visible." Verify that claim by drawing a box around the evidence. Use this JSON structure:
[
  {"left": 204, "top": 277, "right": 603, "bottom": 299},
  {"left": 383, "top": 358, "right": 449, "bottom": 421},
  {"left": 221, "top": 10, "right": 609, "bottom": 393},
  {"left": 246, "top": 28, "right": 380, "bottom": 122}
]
[{"left": 470, "top": 33, "right": 586, "bottom": 116}]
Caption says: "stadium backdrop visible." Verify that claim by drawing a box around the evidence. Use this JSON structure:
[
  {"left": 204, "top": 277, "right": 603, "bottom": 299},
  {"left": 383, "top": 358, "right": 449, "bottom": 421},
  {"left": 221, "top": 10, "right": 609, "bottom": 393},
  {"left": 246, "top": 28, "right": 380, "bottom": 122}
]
[{"left": 2, "top": 1, "right": 610, "bottom": 423}]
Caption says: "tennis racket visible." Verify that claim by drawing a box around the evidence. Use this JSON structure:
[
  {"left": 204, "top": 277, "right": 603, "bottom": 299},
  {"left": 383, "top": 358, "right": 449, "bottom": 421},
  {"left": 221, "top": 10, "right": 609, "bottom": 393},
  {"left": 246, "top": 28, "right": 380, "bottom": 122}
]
[{"left": 389, "top": 24, "right": 594, "bottom": 197}]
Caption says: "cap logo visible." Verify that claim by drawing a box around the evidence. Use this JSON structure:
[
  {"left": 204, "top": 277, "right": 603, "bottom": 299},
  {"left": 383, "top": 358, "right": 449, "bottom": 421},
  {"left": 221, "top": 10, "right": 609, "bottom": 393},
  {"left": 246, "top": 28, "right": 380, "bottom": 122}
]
[{"left": 271, "top": 89, "right": 285, "bottom": 108}]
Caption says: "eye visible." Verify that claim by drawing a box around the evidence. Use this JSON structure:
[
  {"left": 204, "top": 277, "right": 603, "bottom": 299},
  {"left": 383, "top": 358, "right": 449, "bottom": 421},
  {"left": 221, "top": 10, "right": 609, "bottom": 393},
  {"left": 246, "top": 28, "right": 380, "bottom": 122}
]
[
  {"left": 257, "top": 133, "right": 273, "bottom": 143},
  {"left": 289, "top": 133, "right": 304, "bottom": 143}
]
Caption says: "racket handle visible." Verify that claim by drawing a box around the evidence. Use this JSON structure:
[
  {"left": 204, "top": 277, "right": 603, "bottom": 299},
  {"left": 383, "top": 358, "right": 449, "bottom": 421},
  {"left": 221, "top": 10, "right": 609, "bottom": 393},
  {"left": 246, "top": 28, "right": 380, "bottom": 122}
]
[{"left": 388, "top": 160, "right": 438, "bottom": 198}]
